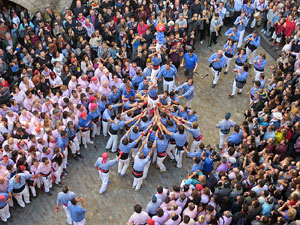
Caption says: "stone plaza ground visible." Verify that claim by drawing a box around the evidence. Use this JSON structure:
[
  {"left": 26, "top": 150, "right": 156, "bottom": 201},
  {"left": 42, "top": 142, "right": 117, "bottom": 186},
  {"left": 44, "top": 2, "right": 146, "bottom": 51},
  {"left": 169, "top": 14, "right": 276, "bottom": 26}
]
[{"left": 5, "top": 33, "right": 276, "bottom": 225}]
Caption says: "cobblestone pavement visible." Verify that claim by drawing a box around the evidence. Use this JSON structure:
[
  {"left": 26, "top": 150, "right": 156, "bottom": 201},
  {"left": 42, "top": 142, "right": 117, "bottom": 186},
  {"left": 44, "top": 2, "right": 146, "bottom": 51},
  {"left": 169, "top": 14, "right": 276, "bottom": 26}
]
[{"left": 5, "top": 32, "right": 275, "bottom": 225}]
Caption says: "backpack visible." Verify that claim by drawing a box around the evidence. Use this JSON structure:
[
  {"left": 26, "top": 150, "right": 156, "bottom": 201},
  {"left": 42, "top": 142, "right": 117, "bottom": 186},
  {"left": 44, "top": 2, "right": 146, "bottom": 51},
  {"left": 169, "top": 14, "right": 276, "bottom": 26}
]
[
  {"left": 236, "top": 216, "right": 246, "bottom": 225},
  {"left": 294, "top": 136, "right": 300, "bottom": 152}
]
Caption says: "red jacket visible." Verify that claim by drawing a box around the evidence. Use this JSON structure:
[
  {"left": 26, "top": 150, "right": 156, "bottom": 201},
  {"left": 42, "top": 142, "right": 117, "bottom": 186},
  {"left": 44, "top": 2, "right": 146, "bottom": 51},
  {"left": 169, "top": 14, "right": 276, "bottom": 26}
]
[
  {"left": 284, "top": 19, "right": 296, "bottom": 38},
  {"left": 137, "top": 23, "right": 148, "bottom": 35}
]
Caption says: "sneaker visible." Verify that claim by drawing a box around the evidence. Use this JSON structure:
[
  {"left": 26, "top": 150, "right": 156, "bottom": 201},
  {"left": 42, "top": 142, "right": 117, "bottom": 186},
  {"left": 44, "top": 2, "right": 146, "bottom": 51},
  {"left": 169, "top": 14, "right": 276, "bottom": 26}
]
[
  {"left": 224, "top": 71, "right": 228, "bottom": 74},
  {"left": 238, "top": 92, "right": 242, "bottom": 95},
  {"left": 77, "top": 154, "right": 83, "bottom": 158},
  {"left": 46, "top": 192, "right": 52, "bottom": 196},
  {"left": 211, "top": 84, "right": 217, "bottom": 88},
  {"left": 84, "top": 144, "right": 88, "bottom": 149},
  {"left": 228, "top": 95, "right": 234, "bottom": 98},
  {"left": 89, "top": 141, "right": 94, "bottom": 144},
  {"left": 108, "top": 180, "right": 111, "bottom": 184},
  {"left": 200, "top": 41, "right": 203, "bottom": 44}
]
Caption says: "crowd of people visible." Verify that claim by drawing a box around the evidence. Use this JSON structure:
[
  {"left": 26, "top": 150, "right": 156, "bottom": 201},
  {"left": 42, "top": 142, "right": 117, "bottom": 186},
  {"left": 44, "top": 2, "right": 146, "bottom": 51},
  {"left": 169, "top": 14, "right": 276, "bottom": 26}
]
[{"left": 0, "top": 0, "right": 297, "bottom": 224}]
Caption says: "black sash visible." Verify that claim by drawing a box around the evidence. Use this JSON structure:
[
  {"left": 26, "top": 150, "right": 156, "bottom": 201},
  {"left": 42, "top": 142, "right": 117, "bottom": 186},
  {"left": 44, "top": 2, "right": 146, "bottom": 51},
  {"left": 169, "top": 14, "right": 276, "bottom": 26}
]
[
  {"left": 225, "top": 52, "right": 234, "bottom": 58},
  {"left": 117, "top": 149, "right": 129, "bottom": 160},
  {"left": 109, "top": 127, "right": 118, "bottom": 135},
  {"left": 164, "top": 77, "right": 174, "bottom": 81},
  {"left": 13, "top": 184, "right": 25, "bottom": 193}
]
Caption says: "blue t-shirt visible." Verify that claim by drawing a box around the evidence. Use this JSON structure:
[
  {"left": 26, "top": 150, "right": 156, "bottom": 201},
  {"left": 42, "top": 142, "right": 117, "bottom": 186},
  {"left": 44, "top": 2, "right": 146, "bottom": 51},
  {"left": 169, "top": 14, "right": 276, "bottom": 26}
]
[
  {"left": 68, "top": 202, "right": 87, "bottom": 222},
  {"left": 184, "top": 53, "right": 198, "bottom": 69},
  {"left": 203, "top": 157, "right": 213, "bottom": 173}
]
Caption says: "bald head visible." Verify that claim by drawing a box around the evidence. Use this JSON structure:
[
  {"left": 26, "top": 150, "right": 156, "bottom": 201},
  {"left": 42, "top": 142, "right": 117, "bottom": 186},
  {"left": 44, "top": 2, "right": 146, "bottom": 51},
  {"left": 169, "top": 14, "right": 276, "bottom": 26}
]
[{"left": 217, "top": 50, "right": 223, "bottom": 57}]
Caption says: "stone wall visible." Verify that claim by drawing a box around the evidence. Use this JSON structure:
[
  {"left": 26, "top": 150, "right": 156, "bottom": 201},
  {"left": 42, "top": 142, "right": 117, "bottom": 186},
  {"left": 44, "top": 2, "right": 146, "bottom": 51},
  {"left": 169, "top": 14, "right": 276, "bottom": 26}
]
[{"left": 9, "top": 0, "right": 72, "bottom": 13}]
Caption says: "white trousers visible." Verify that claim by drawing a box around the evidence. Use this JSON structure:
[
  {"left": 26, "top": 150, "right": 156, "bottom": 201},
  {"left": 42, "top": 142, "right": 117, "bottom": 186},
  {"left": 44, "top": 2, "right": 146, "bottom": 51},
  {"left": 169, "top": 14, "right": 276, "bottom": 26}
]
[
  {"left": 69, "top": 137, "right": 80, "bottom": 154},
  {"left": 186, "top": 99, "right": 192, "bottom": 108},
  {"left": 235, "top": 64, "right": 243, "bottom": 70},
  {"left": 106, "top": 133, "right": 118, "bottom": 152},
  {"left": 151, "top": 68, "right": 160, "bottom": 83},
  {"left": 63, "top": 148, "right": 68, "bottom": 169},
  {"left": 250, "top": 17, "right": 261, "bottom": 28},
  {"left": 147, "top": 96, "right": 159, "bottom": 110},
  {"left": 91, "top": 122, "right": 98, "bottom": 138},
  {"left": 76, "top": 132, "right": 82, "bottom": 145},
  {"left": 246, "top": 47, "right": 257, "bottom": 64},
  {"left": 98, "top": 171, "right": 109, "bottom": 194},
  {"left": 152, "top": 149, "right": 157, "bottom": 163},
  {"left": 74, "top": 218, "right": 85, "bottom": 225},
  {"left": 81, "top": 131, "right": 91, "bottom": 145},
  {"left": 166, "top": 143, "right": 176, "bottom": 160},
  {"left": 254, "top": 68, "right": 263, "bottom": 81},
  {"left": 237, "top": 30, "right": 245, "bottom": 48},
  {"left": 156, "top": 43, "right": 163, "bottom": 52},
  {"left": 163, "top": 79, "right": 175, "bottom": 92},
  {"left": 102, "top": 121, "right": 109, "bottom": 137},
  {"left": 157, "top": 155, "right": 166, "bottom": 171},
  {"left": 142, "top": 161, "right": 151, "bottom": 179},
  {"left": 232, "top": 80, "right": 244, "bottom": 96},
  {"left": 225, "top": 56, "right": 233, "bottom": 73},
  {"left": 118, "top": 158, "right": 130, "bottom": 175},
  {"left": 29, "top": 185, "right": 36, "bottom": 197},
  {"left": 211, "top": 67, "right": 221, "bottom": 85},
  {"left": 13, "top": 185, "right": 30, "bottom": 207},
  {"left": 63, "top": 205, "right": 72, "bottom": 225},
  {"left": 190, "top": 139, "right": 201, "bottom": 153},
  {"left": 133, "top": 177, "right": 143, "bottom": 190},
  {"left": 219, "top": 131, "right": 229, "bottom": 148},
  {"left": 175, "top": 149, "right": 184, "bottom": 168},
  {"left": 0, "top": 204, "right": 10, "bottom": 222},
  {"left": 42, "top": 175, "right": 52, "bottom": 193},
  {"left": 54, "top": 166, "right": 63, "bottom": 184},
  {"left": 33, "top": 177, "right": 41, "bottom": 189}
]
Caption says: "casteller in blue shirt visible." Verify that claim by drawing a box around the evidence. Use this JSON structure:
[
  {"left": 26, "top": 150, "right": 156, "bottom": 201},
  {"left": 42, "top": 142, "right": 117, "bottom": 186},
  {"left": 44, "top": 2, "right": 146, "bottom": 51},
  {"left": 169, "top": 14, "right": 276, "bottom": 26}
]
[
  {"left": 183, "top": 51, "right": 198, "bottom": 70},
  {"left": 68, "top": 199, "right": 86, "bottom": 223}
]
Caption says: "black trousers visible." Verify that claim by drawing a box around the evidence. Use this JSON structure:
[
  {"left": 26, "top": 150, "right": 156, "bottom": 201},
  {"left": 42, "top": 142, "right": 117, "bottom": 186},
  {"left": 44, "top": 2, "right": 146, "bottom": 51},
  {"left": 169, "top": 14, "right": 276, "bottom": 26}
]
[{"left": 209, "top": 31, "right": 217, "bottom": 46}]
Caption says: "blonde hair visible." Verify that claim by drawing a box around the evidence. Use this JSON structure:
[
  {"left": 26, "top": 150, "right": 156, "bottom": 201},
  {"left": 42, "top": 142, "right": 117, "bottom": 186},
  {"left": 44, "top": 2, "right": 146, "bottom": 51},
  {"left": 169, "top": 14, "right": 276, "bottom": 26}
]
[
  {"left": 287, "top": 208, "right": 297, "bottom": 221},
  {"left": 198, "top": 215, "right": 205, "bottom": 223},
  {"left": 61, "top": 85, "right": 68, "bottom": 91},
  {"left": 198, "top": 175, "right": 207, "bottom": 185}
]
